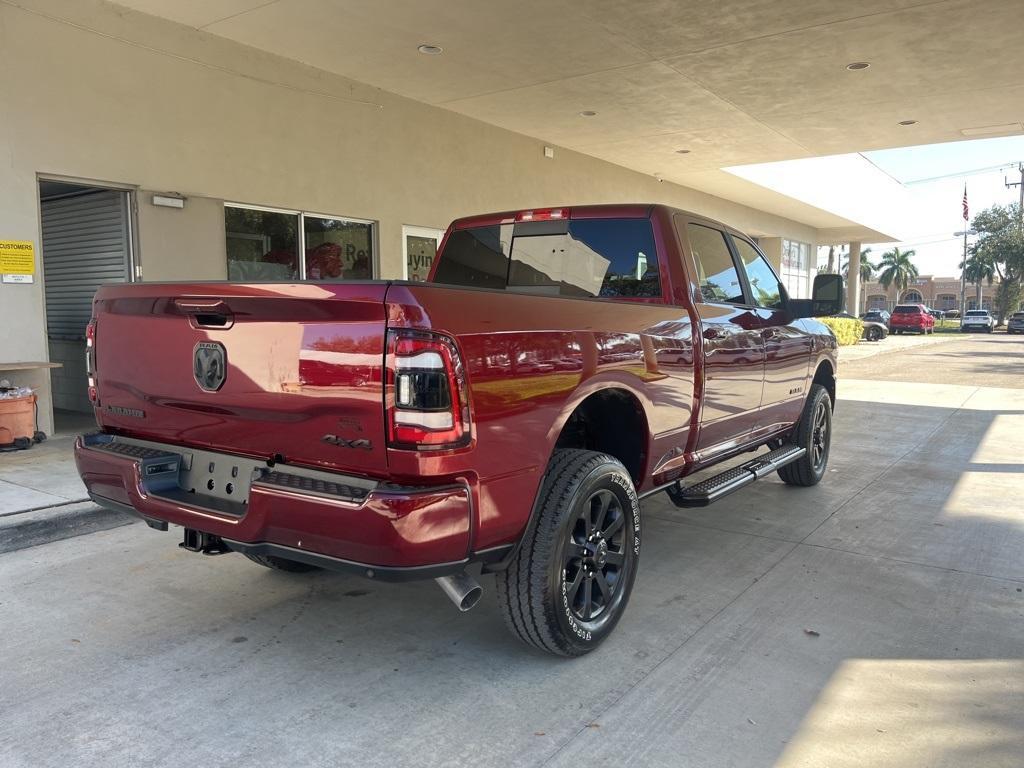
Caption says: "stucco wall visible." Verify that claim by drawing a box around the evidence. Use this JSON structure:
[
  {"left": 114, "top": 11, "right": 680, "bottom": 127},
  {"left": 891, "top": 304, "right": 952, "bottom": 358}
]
[
  {"left": 0, "top": 0, "right": 820, "bottom": 434},
  {"left": 137, "top": 193, "right": 227, "bottom": 281}
]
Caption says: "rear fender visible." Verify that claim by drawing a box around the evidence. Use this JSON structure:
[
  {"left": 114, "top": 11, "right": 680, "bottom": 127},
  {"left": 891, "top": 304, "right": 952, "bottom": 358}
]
[{"left": 484, "top": 375, "right": 654, "bottom": 574}]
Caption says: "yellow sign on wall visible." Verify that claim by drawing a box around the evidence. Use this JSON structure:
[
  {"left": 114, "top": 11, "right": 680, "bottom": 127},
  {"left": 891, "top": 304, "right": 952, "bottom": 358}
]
[{"left": 0, "top": 241, "right": 35, "bottom": 274}]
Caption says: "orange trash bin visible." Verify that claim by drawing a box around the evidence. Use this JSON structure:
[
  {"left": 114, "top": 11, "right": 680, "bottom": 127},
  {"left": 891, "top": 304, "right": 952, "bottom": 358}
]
[{"left": 0, "top": 394, "right": 36, "bottom": 445}]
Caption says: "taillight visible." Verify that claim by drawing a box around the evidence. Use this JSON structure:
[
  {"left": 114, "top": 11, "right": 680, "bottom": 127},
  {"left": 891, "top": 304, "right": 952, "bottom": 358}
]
[
  {"left": 386, "top": 329, "right": 471, "bottom": 450},
  {"left": 86, "top": 320, "right": 98, "bottom": 405}
]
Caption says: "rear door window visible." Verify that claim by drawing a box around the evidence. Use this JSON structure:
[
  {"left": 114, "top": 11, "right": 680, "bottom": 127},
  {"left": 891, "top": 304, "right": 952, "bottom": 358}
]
[
  {"left": 732, "top": 236, "right": 785, "bottom": 310},
  {"left": 686, "top": 224, "right": 745, "bottom": 304},
  {"left": 507, "top": 218, "right": 661, "bottom": 299}
]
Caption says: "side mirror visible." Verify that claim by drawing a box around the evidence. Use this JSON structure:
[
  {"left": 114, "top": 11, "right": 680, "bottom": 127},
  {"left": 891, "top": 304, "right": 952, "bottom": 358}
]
[{"left": 810, "top": 273, "right": 844, "bottom": 317}]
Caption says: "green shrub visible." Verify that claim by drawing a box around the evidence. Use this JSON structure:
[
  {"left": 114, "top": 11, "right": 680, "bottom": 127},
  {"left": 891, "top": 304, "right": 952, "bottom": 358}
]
[{"left": 819, "top": 316, "right": 864, "bottom": 346}]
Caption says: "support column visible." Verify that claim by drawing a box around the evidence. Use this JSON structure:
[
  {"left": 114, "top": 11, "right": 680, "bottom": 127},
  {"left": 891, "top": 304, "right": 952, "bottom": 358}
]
[{"left": 846, "top": 241, "right": 862, "bottom": 314}]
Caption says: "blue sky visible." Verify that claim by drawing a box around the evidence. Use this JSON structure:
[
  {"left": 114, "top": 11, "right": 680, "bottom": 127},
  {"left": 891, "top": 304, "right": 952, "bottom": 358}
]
[{"left": 858, "top": 135, "right": 1024, "bottom": 275}]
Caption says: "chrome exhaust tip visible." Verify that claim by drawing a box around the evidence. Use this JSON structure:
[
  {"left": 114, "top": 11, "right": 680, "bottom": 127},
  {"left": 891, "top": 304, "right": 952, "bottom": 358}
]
[{"left": 435, "top": 572, "right": 483, "bottom": 612}]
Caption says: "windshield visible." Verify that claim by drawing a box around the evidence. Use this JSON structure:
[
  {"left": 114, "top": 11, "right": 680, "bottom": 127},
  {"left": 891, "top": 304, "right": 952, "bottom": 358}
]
[
  {"left": 892, "top": 306, "right": 919, "bottom": 314},
  {"left": 966, "top": 310, "right": 989, "bottom": 317}
]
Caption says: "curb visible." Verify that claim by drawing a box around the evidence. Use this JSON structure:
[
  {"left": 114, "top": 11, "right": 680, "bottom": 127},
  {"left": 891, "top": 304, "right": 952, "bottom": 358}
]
[{"left": 0, "top": 501, "right": 136, "bottom": 555}]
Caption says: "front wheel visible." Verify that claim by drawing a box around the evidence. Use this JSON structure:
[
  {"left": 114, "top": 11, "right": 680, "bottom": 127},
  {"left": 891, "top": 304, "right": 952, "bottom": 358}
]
[
  {"left": 778, "top": 384, "right": 832, "bottom": 487},
  {"left": 496, "top": 449, "right": 641, "bottom": 657}
]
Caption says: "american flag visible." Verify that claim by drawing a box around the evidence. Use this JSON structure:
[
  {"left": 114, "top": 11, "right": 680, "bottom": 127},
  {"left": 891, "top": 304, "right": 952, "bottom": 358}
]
[{"left": 962, "top": 185, "right": 969, "bottom": 221}]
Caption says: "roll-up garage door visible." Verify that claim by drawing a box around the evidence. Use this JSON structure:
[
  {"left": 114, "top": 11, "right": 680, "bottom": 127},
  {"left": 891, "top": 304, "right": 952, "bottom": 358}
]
[{"left": 41, "top": 190, "right": 131, "bottom": 339}]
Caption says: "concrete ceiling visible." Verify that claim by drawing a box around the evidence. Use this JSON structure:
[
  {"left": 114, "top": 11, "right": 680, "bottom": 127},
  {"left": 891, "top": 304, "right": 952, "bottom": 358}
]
[{"left": 110, "top": 0, "right": 1024, "bottom": 238}]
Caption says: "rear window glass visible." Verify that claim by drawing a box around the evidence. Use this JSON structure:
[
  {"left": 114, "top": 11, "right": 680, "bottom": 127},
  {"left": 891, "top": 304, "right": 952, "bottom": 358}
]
[
  {"left": 892, "top": 305, "right": 921, "bottom": 314},
  {"left": 432, "top": 218, "right": 661, "bottom": 299},
  {"left": 966, "top": 310, "right": 989, "bottom": 316},
  {"left": 431, "top": 226, "right": 508, "bottom": 289},
  {"left": 1012, "top": 313, "right": 1024, "bottom": 319}
]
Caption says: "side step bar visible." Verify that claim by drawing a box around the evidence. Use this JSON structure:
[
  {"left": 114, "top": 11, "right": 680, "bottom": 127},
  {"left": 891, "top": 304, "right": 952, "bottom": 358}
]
[{"left": 666, "top": 444, "right": 806, "bottom": 508}]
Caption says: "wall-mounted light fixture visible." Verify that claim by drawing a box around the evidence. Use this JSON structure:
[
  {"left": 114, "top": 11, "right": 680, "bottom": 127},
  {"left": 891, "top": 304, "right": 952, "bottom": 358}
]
[{"left": 152, "top": 194, "right": 185, "bottom": 209}]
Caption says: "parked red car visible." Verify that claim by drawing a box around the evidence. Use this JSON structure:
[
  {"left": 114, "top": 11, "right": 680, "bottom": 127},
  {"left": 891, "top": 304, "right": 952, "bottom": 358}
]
[
  {"left": 888, "top": 303, "right": 936, "bottom": 334},
  {"left": 75, "top": 204, "right": 841, "bottom": 656}
]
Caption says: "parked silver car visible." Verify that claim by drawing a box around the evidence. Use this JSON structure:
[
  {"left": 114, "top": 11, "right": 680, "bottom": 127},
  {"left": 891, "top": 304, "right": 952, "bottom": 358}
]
[
  {"left": 961, "top": 309, "right": 995, "bottom": 333},
  {"left": 1007, "top": 312, "right": 1024, "bottom": 335}
]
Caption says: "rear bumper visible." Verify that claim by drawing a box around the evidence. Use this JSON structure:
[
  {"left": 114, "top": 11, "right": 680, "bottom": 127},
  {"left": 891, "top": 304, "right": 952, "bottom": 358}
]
[{"left": 74, "top": 434, "right": 498, "bottom": 579}]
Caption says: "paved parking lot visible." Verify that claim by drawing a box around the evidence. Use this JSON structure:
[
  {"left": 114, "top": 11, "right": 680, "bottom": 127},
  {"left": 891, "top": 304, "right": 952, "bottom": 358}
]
[{"left": 2, "top": 336, "right": 1022, "bottom": 767}]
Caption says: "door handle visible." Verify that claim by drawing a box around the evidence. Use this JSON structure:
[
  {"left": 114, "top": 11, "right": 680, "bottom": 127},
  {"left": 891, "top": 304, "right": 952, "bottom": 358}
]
[{"left": 174, "top": 298, "right": 234, "bottom": 329}]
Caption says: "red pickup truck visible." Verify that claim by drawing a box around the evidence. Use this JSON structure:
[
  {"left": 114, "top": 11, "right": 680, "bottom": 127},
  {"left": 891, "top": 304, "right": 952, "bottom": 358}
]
[{"left": 75, "top": 204, "right": 841, "bottom": 656}]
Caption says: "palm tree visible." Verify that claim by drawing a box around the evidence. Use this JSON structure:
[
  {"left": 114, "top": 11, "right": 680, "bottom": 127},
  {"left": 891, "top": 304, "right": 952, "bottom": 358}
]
[
  {"left": 959, "top": 253, "right": 996, "bottom": 308},
  {"left": 877, "top": 247, "right": 919, "bottom": 294},
  {"left": 842, "top": 247, "right": 876, "bottom": 283}
]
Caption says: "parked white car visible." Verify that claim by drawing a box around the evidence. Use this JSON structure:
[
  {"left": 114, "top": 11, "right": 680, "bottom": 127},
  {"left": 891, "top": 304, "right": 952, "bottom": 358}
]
[{"left": 961, "top": 309, "right": 995, "bottom": 333}]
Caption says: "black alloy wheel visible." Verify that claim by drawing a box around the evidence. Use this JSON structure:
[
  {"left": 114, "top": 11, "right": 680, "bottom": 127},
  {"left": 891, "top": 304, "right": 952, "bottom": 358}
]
[
  {"left": 778, "top": 383, "right": 832, "bottom": 487},
  {"left": 810, "top": 397, "right": 830, "bottom": 474},
  {"left": 496, "top": 449, "right": 640, "bottom": 656},
  {"left": 561, "top": 488, "right": 629, "bottom": 624}
]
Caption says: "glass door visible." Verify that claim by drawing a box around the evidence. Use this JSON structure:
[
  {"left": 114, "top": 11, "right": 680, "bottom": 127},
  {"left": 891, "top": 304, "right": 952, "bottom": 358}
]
[{"left": 402, "top": 225, "right": 445, "bottom": 281}]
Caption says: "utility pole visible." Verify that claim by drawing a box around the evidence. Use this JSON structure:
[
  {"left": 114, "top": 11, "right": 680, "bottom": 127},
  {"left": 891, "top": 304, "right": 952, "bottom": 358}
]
[{"left": 1006, "top": 162, "right": 1024, "bottom": 230}]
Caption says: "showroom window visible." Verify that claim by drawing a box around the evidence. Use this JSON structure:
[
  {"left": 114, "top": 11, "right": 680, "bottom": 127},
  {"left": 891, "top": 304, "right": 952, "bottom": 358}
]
[
  {"left": 780, "top": 239, "right": 812, "bottom": 299},
  {"left": 225, "top": 203, "right": 375, "bottom": 281}
]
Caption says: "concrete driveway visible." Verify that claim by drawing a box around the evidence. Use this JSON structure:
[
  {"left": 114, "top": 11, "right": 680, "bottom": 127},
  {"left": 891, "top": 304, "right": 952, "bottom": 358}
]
[{"left": 2, "top": 335, "right": 1022, "bottom": 768}]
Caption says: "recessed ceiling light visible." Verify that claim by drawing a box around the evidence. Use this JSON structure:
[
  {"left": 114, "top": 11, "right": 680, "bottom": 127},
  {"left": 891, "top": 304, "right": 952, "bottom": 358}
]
[
  {"left": 898, "top": 119, "right": 918, "bottom": 126},
  {"left": 675, "top": 149, "right": 691, "bottom": 154},
  {"left": 579, "top": 110, "right": 598, "bottom": 117},
  {"left": 846, "top": 62, "right": 871, "bottom": 71},
  {"left": 417, "top": 44, "right": 443, "bottom": 55}
]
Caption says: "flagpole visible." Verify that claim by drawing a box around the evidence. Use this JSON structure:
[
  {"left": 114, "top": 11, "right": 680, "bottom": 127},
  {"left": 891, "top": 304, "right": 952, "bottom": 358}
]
[{"left": 960, "top": 228, "right": 967, "bottom": 315}]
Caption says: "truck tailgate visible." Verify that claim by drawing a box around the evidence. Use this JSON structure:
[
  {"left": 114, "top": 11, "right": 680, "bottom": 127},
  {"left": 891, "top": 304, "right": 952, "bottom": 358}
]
[{"left": 91, "top": 282, "right": 390, "bottom": 475}]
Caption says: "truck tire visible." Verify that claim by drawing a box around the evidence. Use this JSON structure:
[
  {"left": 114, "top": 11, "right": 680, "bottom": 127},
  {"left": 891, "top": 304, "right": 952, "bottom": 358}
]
[
  {"left": 777, "top": 384, "right": 832, "bottom": 487},
  {"left": 496, "top": 449, "right": 641, "bottom": 657},
  {"left": 243, "top": 553, "right": 320, "bottom": 572}
]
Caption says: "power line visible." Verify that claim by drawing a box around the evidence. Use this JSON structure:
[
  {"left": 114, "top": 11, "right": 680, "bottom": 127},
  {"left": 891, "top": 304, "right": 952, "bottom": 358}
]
[{"left": 902, "top": 162, "right": 1024, "bottom": 185}]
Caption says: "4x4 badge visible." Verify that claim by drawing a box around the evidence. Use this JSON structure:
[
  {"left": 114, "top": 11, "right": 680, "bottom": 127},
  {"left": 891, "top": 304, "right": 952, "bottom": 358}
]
[{"left": 194, "top": 342, "right": 227, "bottom": 391}]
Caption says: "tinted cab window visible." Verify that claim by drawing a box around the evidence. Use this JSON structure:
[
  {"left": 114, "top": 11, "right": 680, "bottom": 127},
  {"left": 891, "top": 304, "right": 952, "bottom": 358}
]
[
  {"left": 432, "top": 218, "right": 661, "bottom": 300},
  {"left": 432, "top": 226, "right": 509, "bottom": 289},
  {"left": 732, "top": 237, "right": 785, "bottom": 310},
  {"left": 686, "top": 224, "right": 744, "bottom": 304},
  {"left": 508, "top": 219, "right": 660, "bottom": 298}
]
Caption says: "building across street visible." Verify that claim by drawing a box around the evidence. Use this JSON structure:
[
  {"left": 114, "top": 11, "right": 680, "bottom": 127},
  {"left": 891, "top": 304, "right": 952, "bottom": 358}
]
[{"left": 861, "top": 275, "right": 1001, "bottom": 313}]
